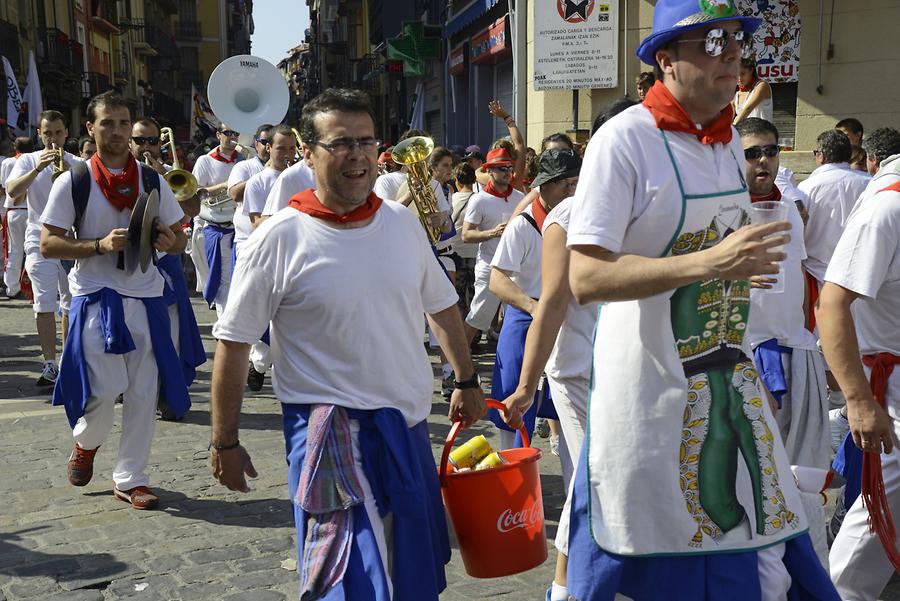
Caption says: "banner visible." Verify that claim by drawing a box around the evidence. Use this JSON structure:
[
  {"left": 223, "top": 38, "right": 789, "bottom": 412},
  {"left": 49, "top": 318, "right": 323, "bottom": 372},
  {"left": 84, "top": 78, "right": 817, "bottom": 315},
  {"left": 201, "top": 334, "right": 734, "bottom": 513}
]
[
  {"left": 738, "top": 0, "right": 801, "bottom": 82},
  {"left": 189, "top": 84, "right": 219, "bottom": 144},
  {"left": 2, "top": 56, "right": 26, "bottom": 136},
  {"left": 533, "top": 1, "right": 619, "bottom": 91},
  {"left": 22, "top": 51, "right": 43, "bottom": 137}
]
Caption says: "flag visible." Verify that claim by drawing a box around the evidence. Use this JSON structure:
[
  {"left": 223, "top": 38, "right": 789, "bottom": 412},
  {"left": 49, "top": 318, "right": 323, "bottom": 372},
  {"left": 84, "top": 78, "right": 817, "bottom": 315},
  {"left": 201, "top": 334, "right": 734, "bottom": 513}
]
[
  {"left": 408, "top": 79, "right": 425, "bottom": 131},
  {"left": 22, "top": 51, "right": 43, "bottom": 138},
  {"left": 2, "top": 56, "right": 26, "bottom": 136},
  {"left": 190, "top": 84, "right": 219, "bottom": 144}
]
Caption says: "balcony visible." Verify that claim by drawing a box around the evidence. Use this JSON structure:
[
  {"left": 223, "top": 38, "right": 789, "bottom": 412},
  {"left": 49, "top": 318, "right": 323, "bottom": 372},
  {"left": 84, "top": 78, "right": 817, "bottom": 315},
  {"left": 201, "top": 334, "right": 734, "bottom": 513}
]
[
  {"left": 89, "top": 0, "right": 120, "bottom": 34},
  {"left": 0, "top": 18, "right": 20, "bottom": 71},
  {"left": 154, "top": 91, "right": 185, "bottom": 125},
  {"left": 85, "top": 72, "right": 112, "bottom": 98},
  {"left": 177, "top": 20, "right": 202, "bottom": 40},
  {"left": 37, "top": 28, "right": 84, "bottom": 76},
  {"left": 130, "top": 20, "right": 180, "bottom": 60}
]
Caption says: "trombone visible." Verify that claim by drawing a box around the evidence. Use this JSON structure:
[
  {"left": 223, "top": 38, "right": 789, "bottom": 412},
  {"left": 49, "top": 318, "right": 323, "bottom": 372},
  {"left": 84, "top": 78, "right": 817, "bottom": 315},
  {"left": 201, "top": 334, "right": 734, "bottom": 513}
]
[
  {"left": 159, "top": 127, "right": 199, "bottom": 202},
  {"left": 291, "top": 127, "right": 303, "bottom": 164}
]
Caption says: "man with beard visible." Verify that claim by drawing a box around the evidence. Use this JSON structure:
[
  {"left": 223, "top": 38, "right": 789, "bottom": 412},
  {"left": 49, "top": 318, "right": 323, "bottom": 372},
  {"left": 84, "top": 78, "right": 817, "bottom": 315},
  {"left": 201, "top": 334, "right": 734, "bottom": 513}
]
[
  {"left": 40, "top": 91, "right": 188, "bottom": 510},
  {"left": 564, "top": 1, "right": 839, "bottom": 598},
  {"left": 209, "top": 88, "right": 484, "bottom": 599}
]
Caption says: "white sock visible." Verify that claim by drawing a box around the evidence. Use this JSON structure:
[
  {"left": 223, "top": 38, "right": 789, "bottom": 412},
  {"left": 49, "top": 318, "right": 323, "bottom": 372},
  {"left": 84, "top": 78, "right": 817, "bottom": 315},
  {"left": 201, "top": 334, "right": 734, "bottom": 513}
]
[
  {"left": 550, "top": 581, "right": 568, "bottom": 601},
  {"left": 442, "top": 363, "right": 453, "bottom": 379}
]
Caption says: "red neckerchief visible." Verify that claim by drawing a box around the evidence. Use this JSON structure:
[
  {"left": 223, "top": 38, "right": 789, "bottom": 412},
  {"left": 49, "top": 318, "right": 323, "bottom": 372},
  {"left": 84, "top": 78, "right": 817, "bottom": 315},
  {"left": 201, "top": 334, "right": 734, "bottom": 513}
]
[
  {"left": 750, "top": 185, "right": 782, "bottom": 203},
  {"left": 738, "top": 76, "right": 757, "bottom": 93},
  {"left": 210, "top": 147, "right": 238, "bottom": 164},
  {"left": 288, "top": 188, "right": 382, "bottom": 224},
  {"left": 90, "top": 153, "right": 139, "bottom": 211},
  {"left": 532, "top": 197, "right": 550, "bottom": 233},
  {"left": 15, "top": 151, "right": 21, "bottom": 158},
  {"left": 860, "top": 353, "right": 900, "bottom": 570},
  {"left": 484, "top": 179, "right": 513, "bottom": 200},
  {"left": 642, "top": 81, "right": 734, "bottom": 145},
  {"left": 879, "top": 181, "right": 900, "bottom": 195}
]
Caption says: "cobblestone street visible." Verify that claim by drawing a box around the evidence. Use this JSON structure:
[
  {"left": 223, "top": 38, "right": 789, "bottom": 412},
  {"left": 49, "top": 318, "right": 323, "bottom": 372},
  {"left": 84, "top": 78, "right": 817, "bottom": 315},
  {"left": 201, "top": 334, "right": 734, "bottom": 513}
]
[{"left": 0, "top": 296, "right": 562, "bottom": 600}]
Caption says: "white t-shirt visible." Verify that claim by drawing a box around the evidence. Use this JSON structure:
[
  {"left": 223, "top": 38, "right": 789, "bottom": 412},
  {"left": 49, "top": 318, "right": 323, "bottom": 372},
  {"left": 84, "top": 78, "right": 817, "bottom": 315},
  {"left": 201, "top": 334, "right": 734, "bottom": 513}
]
[
  {"left": 464, "top": 188, "right": 524, "bottom": 266},
  {"left": 238, "top": 167, "right": 282, "bottom": 248},
  {"left": 490, "top": 202, "right": 544, "bottom": 299},
  {"left": 450, "top": 191, "right": 477, "bottom": 259},
  {"left": 798, "top": 162, "right": 871, "bottom": 282},
  {"left": 746, "top": 192, "right": 818, "bottom": 351},
  {"left": 212, "top": 201, "right": 458, "bottom": 426},
  {"left": 41, "top": 163, "right": 184, "bottom": 298},
  {"left": 1, "top": 156, "right": 18, "bottom": 208},
  {"left": 192, "top": 150, "right": 239, "bottom": 188},
  {"left": 262, "top": 160, "right": 316, "bottom": 216},
  {"left": 542, "top": 198, "right": 597, "bottom": 382},
  {"left": 227, "top": 157, "right": 267, "bottom": 248},
  {"left": 373, "top": 171, "right": 406, "bottom": 201},
  {"left": 825, "top": 185, "right": 900, "bottom": 415},
  {"left": 8, "top": 150, "right": 81, "bottom": 252}
]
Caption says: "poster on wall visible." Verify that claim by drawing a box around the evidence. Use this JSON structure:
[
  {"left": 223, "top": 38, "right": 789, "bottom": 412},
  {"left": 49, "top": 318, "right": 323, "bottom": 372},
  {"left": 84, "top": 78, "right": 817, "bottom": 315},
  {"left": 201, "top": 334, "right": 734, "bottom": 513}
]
[
  {"left": 533, "top": 1, "right": 619, "bottom": 91},
  {"left": 738, "top": 0, "right": 801, "bottom": 82}
]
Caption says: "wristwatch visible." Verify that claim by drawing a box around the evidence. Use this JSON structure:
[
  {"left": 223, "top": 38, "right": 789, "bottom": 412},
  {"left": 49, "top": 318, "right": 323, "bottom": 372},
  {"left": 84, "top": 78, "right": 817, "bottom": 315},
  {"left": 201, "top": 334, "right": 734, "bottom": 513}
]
[{"left": 454, "top": 372, "right": 481, "bottom": 390}]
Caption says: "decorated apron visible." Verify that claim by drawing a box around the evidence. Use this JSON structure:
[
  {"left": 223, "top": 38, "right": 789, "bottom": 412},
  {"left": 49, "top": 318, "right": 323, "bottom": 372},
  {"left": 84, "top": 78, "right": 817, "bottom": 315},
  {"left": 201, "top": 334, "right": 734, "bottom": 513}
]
[{"left": 583, "top": 130, "right": 807, "bottom": 556}]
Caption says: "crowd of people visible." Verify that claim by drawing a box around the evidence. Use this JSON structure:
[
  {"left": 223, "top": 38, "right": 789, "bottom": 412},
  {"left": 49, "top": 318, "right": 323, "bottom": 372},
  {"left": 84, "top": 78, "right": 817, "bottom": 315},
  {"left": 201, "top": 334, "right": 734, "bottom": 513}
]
[{"left": 2, "top": 0, "right": 900, "bottom": 599}]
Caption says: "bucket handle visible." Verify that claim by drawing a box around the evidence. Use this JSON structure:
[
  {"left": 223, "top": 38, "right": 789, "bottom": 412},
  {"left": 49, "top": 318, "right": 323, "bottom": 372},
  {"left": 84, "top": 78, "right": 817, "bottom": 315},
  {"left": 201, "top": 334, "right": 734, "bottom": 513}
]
[{"left": 439, "top": 398, "right": 530, "bottom": 486}]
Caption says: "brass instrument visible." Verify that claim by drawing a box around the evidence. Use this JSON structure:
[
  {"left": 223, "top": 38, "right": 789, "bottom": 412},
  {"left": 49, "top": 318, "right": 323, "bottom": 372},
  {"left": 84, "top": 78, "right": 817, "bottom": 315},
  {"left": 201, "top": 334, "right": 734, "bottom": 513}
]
[
  {"left": 50, "top": 146, "right": 67, "bottom": 181},
  {"left": 291, "top": 127, "right": 303, "bottom": 163},
  {"left": 159, "top": 126, "right": 199, "bottom": 202},
  {"left": 391, "top": 136, "right": 441, "bottom": 244}
]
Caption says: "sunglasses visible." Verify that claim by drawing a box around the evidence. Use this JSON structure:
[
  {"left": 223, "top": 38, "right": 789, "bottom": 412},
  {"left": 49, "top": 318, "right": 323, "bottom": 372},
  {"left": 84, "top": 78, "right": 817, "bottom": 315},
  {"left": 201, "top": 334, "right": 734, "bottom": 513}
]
[
  {"left": 256, "top": 137, "right": 270, "bottom": 145},
  {"left": 744, "top": 144, "right": 779, "bottom": 160},
  {"left": 492, "top": 165, "right": 513, "bottom": 173},
  {"left": 219, "top": 129, "right": 239, "bottom": 137},
  {"left": 675, "top": 28, "right": 753, "bottom": 59},
  {"left": 131, "top": 136, "right": 160, "bottom": 145}
]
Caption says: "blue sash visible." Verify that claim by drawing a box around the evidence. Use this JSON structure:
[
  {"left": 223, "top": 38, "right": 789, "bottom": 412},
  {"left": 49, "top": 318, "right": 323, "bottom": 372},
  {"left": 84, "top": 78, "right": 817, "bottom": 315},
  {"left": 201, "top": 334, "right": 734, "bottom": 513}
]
[
  {"left": 283, "top": 404, "right": 449, "bottom": 600},
  {"left": 53, "top": 288, "right": 191, "bottom": 427},
  {"left": 203, "top": 223, "right": 234, "bottom": 307},
  {"left": 753, "top": 338, "right": 793, "bottom": 408},
  {"left": 158, "top": 253, "right": 206, "bottom": 385}
]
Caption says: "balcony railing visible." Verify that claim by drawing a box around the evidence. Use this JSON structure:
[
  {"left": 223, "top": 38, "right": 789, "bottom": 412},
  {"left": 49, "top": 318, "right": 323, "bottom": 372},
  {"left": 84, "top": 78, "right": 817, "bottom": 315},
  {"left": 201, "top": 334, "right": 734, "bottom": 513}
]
[
  {"left": 89, "top": 0, "right": 120, "bottom": 33},
  {"left": 84, "top": 72, "right": 112, "bottom": 98},
  {"left": 130, "top": 20, "right": 180, "bottom": 60},
  {"left": 37, "top": 28, "right": 84, "bottom": 76},
  {"left": 177, "top": 20, "right": 201, "bottom": 39}
]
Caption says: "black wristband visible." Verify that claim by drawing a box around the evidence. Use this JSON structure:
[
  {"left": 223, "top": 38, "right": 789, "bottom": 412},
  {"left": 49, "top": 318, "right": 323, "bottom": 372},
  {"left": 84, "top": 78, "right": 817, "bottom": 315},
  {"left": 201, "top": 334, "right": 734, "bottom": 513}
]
[
  {"left": 208, "top": 439, "right": 240, "bottom": 451},
  {"left": 454, "top": 373, "right": 481, "bottom": 390},
  {"left": 94, "top": 238, "right": 104, "bottom": 255}
]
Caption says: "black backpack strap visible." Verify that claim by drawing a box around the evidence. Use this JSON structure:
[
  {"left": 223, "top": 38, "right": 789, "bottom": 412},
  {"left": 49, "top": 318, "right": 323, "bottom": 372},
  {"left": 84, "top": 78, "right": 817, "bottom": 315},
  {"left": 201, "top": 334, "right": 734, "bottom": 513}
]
[
  {"left": 70, "top": 161, "right": 91, "bottom": 238},
  {"left": 140, "top": 164, "right": 161, "bottom": 196},
  {"left": 520, "top": 211, "right": 541, "bottom": 236}
]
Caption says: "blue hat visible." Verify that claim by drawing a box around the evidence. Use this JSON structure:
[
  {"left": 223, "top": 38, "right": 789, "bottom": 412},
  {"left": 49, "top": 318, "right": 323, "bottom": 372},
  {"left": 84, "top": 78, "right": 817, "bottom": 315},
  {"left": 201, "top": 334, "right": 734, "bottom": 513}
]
[{"left": 636, "top": 0, "right": 762, "bottom": 66}]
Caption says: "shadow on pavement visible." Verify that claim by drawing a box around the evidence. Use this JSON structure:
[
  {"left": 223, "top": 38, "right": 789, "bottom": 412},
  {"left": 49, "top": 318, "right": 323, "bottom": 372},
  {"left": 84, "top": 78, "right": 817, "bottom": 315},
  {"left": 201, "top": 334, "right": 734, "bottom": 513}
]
[
  {"left": 0, "top": 526, "right": 129, "bottom": 584},
  {"left": 176, "top": 408, "right": 283, "bottom": 430}
]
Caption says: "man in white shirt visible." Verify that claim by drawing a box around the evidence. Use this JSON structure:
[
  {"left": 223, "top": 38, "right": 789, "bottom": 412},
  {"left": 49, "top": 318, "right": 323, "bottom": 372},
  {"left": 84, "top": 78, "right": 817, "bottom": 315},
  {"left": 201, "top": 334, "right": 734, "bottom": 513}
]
[
  {"left": 818, "top": 177, "right": 900, "bottom": 600},
  {"left": 1, "top": 137, "right": 33, "bottom": 299},
  {"left": 192, "top": 123, "right": 242, "bottom": 315},
  {"left": 799, "top": 129, "right": 871, "bottom": 286},
  {"left": 6, "top": 110, "right": 80, "bottom": 387},
  {"left": 260, "top": 157, "right": 316, "bottom": 217},
  {"left": 461, "top": 147, "right": 525, "bottom": 344},
  {"left": 238, "top": 125, "right": 297, "bottom": 392},
  {"left": 862, "top": 127, "right": 900, "bottom": 180},
  {"left": 130, "top": 117, "right": 170, "bottom": 176},
  {"left": 209, "top": 88, "right": 484, "bottom": 599},
  {"left": 40, "top": 91, "right": 188, "bottom": 510},
  {"left": 226, "top": 123, "right": 271, "bottom": 252}
]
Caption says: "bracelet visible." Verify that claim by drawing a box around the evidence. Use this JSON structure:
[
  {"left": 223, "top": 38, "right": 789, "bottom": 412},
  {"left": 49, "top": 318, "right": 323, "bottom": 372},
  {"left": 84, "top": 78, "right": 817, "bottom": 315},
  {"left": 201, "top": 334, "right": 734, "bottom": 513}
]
[
  {"left": 208, "top": 439, "right": 240, "bottom": 451},
  {"left": 454, "top": 373, "right": 481, "bottom": 390},
  {"left": 94, "top": 238, "right": 104, "bottom": 255},
  {"left": 504, "top": 116, "right": 515, "bottom": 126}
]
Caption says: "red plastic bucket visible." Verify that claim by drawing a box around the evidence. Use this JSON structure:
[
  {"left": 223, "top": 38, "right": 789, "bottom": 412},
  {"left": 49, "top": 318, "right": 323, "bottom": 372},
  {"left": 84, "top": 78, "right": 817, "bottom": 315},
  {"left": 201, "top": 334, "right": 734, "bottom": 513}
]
[{"left": 439, "top": 399, "right": 547, "bottom": 578}]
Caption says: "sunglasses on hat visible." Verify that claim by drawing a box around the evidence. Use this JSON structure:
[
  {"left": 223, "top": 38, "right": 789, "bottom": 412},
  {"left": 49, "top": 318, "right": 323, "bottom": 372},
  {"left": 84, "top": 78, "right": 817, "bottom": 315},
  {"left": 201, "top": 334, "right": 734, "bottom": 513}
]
[
  {"left": 744, "top": 144, "right": 779, "bottom": 160},
  {"left": 675, "top": 28, "right": 753, "bottom": 59}
]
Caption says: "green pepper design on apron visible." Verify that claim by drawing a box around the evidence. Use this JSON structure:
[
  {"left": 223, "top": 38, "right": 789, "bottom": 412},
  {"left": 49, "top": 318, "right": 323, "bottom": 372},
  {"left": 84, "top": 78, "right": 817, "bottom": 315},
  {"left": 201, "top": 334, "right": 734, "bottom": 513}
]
[{"left": 658, "top": 130, "right": 799, "bottom": 547}]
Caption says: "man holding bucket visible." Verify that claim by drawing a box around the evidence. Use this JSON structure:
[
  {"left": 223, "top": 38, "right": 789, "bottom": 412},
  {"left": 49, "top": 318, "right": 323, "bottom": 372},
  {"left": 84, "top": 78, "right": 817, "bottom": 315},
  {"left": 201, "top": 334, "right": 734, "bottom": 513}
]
[
  {"left": 565, "top": 1, "right": 840, "bottom": 598},
  {"left": 208, "top": 88, "right": 485, "bottom": 599}
]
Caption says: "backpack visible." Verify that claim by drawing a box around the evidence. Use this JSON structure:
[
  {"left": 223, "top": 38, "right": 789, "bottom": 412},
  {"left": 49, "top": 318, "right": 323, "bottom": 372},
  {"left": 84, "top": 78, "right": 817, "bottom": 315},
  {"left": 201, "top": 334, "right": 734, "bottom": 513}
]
[{"left": 69, "top": 161, "right": 160, "bottom": 238}]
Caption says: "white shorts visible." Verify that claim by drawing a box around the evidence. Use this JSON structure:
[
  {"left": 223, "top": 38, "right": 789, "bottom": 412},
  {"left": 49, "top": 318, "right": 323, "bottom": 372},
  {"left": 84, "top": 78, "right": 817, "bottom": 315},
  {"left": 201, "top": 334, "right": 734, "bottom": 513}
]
[
  {"left": 465, "top": 263, "right": 500, "bottom": 331},
  {"left": 25, "top": 248, "right": 70, "bottom": 314}
]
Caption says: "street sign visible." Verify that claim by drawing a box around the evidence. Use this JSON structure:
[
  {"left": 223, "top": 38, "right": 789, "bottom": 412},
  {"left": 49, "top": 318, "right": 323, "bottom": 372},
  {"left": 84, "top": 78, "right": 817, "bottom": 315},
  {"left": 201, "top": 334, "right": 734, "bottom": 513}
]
[{"left": 386, "top": 21, "right": 440, "bottom": 76}]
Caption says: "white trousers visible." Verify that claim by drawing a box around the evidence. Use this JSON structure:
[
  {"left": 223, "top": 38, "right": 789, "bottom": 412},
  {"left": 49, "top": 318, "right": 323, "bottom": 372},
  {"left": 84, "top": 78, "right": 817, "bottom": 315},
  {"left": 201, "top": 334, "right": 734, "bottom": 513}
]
[
  {"left": 25, "top": 247, "right": 69, "bottom": 314},
  {"left": 4, "top": 209, "right": 26, "bottom": 295},
  {"left": 547, "top": 374, "right": 588, "bottom": 555},
  {"left": 465, "top": 263, "right": 501, "bottom": 332},
  {"left": 71, "top": 299, "right": 159, "bottom": 489},
  {"left": 189, "top": 223, "right": 208, "bottom": 294}
]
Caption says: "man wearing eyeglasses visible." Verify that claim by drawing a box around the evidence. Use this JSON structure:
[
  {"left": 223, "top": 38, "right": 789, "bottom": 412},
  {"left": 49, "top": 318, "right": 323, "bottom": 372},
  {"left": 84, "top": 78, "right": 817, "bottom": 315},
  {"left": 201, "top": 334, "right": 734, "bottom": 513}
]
[
  {"left": 562, "top": 1, "right": 839, "bottom": 599},
  {"left": 208, "top": 88, "right": 484, "bottom": 599},
  {"left": 191, "top": 123, "right": 242, "bottom": 315}
]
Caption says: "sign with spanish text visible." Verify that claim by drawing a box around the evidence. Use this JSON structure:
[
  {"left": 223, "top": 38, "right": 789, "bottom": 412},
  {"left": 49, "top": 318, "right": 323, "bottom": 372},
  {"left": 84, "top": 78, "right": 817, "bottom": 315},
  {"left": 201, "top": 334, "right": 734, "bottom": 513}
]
[
  {"left": 738, "top": 0, "right": 801, "bottom": 83},
  {"left": 533, "top": 1, "right": 618, "bottom": 91}
]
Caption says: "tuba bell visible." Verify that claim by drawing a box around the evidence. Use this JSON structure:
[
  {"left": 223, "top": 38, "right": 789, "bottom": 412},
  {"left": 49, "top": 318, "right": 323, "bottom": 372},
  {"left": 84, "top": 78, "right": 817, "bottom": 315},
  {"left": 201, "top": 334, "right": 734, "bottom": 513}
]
[
  {"left": 391, "top": 136, "right": 442, "bottom": 245},
  {"left": 159, "top": 127, "right": 199, "bottom": 202}
]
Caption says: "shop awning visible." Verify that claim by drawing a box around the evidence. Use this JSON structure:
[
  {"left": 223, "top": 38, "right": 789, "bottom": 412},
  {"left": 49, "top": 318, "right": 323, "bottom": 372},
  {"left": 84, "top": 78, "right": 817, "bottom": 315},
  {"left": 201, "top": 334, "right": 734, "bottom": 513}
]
[{"left": 444, "top": 0, "right": 502, "bottom": 38}]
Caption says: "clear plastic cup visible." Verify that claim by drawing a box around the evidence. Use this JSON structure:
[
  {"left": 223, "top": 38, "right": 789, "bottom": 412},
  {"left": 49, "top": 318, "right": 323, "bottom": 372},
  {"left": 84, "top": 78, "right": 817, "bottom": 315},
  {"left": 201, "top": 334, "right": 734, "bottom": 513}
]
[{"left": 749, "top": 201, "right": 789, "bottom": 293}]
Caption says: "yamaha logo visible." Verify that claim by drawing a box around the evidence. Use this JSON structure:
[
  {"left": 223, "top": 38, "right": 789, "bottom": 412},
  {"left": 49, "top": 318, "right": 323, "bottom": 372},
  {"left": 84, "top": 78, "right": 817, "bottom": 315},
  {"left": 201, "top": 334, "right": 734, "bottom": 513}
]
[
  {"left": 496, "top": 502, "right": 542, "bottom": 533},
  {"left": 240, "top": 60, "right": 259, "bottom": 68}
]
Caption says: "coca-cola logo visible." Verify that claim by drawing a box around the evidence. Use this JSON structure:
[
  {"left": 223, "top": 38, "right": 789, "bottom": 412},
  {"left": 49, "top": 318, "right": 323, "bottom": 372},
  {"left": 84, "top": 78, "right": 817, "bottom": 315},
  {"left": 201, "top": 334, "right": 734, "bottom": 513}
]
[{"left": 496, "top": 501, "right": 542, "bottom": 533}]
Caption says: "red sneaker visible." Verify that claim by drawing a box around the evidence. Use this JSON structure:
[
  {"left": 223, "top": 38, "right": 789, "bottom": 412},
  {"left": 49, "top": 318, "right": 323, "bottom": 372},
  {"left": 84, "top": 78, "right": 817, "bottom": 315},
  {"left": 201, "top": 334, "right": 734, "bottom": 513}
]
[
  {"left": 114, "top": 486, "right": 159, "bottom": 510},
  {"left": 67, "top": 444, "right": 99, "bottom": 487}
]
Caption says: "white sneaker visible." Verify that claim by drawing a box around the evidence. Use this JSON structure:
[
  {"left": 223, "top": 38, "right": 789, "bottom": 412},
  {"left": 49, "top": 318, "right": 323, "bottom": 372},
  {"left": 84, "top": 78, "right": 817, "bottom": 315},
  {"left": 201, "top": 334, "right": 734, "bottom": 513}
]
[
  {"left": 36, "top": 361, "right": 58, "bottom": 388},
  {"left": 549, "top": 434, "right": 560, "bottom": 457}
]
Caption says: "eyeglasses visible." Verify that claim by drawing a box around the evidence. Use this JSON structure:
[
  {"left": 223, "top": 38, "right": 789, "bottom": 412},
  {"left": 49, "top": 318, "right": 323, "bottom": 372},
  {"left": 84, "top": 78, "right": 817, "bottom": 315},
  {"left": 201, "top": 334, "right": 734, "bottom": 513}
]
[
  {"left": 744, "top": 145, "right": 779, "bottom": 160},
  {"left": 675, "top": 28, "right": 753, "bottom": 59},
  {"left": 219, "top": 129, "right": 239, "bottom": 137},
  {"left": 313, "top": 137, "right": 381, "bottom": 156},
  {"left": 131, "top": 136, "right": 160, "bottom": 145}
]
